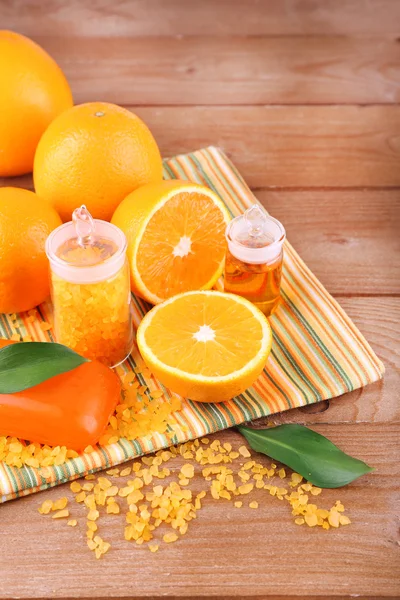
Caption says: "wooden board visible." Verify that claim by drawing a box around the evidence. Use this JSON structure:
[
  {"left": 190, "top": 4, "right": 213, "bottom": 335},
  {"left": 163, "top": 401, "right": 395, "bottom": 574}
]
[
  {"left": 121, "top": 106, "right": 400, "bottom": 188},
  {"left": 0, "top": 425, "right": 399, "bottom": 599},
  {"left": 1, "top": 0, "right": 399, "bottom": 598},
  {"left": 258, "top": 190, "right": 400, "bottom": 296},
  {"left": 22, "top": 36, "right": 400, "bottom": 105},
  {"left": 2, "top": 0, "right": 400, "bottom": 37},
  {"left": 3, "top": 106, "right": 399, "bottom": 188}
]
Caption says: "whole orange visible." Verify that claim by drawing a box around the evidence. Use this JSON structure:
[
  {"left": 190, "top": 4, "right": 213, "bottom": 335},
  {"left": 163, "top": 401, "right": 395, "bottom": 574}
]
[
  {"left": 0, "top": 187, "right": 62, "bottom": 313},
  {"left": 33, "top": 102, "right": 163, "bottom": 222},
  {"left": 0, "top": 31, "right": 73, "bottom": 177}
]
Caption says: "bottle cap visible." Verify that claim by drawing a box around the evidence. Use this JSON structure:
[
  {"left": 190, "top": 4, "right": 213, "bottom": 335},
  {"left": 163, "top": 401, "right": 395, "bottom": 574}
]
[
  {"left": 225, "top": 204, "right": 285, "bottom": 265},
  {"left": 46, "top": 206, "right": 127, "bottom": 284}
]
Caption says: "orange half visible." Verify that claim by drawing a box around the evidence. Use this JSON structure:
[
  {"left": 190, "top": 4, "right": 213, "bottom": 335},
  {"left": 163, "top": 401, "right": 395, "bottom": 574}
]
[
  {"left": 137, "top": 290, "right": 272, "bottom": 402},
  {"left": 111, "top": 181, "right": 231, "bottom": 304}
]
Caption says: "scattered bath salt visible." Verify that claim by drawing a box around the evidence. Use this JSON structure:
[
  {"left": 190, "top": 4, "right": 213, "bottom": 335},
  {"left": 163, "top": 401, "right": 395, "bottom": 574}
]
[
  {"left": 38, "top": 499, "right": 53, "bottom": 515},
  {"left": 52, "top": 509, "right": 69, "bottom": 519},
  {"left": 70, "top": 481, "right": 81, "bottom": 493},
  {"left": 120, "top": 467, "right": 132, "bottom": 477},
  {"left": 38, "top": 437, "right": 351, "bottom": 560},
  {"left": 52, "top": 497, "right": 68, "bottom": 511},
  {"left": 238, "top": 445, "right": 251, "bottom": 458}
]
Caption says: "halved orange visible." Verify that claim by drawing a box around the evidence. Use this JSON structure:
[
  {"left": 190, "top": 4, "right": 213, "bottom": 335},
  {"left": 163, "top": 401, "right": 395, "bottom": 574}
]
[
  {"left": 111, "top": 180, "right": 230, "bottom": 304},
  {"left": 137, "top": 290, "right": 272, "bottom": 402}
]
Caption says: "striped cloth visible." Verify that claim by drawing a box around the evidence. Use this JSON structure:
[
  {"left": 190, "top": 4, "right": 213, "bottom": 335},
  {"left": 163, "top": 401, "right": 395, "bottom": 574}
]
[{"left": 0, "top": 146, "right": 384, "bottom": 503}]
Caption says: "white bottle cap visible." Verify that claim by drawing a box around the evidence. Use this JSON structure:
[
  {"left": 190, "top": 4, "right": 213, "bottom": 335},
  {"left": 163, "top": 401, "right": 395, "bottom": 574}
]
[
  {"left": 46, "top": 215, "right": 127, "bottom": 284},
  {"left": 225, "top": 205, "right": 285, "bottom": 265}
]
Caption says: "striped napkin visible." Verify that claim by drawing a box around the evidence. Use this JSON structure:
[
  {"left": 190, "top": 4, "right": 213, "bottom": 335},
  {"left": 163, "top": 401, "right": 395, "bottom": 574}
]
[{"left": 0, "top": 146, "right": 384, "bottom": 503}]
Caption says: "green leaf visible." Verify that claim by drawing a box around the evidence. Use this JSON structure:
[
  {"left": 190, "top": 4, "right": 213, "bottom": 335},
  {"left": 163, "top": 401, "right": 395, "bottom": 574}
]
[
  {"left": 0, "top": 342, "right": 89, "bottom": 393},
  {"left": 237, "top": 423, "right": 373, "bottom": 488}
]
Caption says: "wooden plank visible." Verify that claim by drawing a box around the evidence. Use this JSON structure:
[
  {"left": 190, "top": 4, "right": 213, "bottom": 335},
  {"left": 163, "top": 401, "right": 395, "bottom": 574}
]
[
  {"left": 258, "top": 190, "right": 400, "bottom": 295},
  {"left": 26, "top": 36, "right": 400, "bottom": 105},
  {"left": 105, "top": 106, "right": 400, "bottom": 187},
  {"left": 0, "top": 426, "right": 398, "bottom": 599},
  {"left": 2, "top": 107, "right": 400, "bottom": 187},
  {"left": 2, "top": 0, "right": 400, "bottom": 37}
]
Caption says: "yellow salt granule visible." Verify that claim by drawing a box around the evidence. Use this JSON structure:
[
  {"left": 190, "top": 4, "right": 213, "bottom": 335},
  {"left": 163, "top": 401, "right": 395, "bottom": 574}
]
[
  {"left": 67, "top": 520, "right": 78, "bottom": 527},
  {"left": 50, "top": 260, "right": 131, "bottom": 367},
  {"left": 52, "top": 509, "right": 69, "bottom": 519}
]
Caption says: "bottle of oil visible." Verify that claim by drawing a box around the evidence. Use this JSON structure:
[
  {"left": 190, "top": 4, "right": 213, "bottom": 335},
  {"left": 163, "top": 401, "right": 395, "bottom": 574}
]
[
  {"left": 46, "top": 205, "right": 133, "bottom": 367},
  {"left": 224, "top": 204, "right": 286, "bottom": 316}
]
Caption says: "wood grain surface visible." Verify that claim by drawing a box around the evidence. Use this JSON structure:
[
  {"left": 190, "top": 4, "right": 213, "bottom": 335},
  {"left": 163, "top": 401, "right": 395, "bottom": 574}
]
[
  {"left": 0, "top": 0, "right": 399, "bottom": 598},
  {"left": 2, "top": 106, "right": 400, "bottom": 188},
  {"left": 110, "top": 106, "right": 400, "bottom": 188},
  {"left": 1, "top": 426, "right": 399, "bottom": 599},
  {"left": 2, "top": 0, "right": 400, "bottom": 36},
  {"left": 22, "top": 36, "right": 400, "bottom": 105}
]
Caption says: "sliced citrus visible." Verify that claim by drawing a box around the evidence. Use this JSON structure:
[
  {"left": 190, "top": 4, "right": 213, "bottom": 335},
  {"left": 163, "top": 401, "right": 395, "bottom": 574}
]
[
  {"left": 137, "top": 290, "right": 272, "bottom": 402},
  {"left": 111, "top": 180, "right": 230, "bottom": 304}
]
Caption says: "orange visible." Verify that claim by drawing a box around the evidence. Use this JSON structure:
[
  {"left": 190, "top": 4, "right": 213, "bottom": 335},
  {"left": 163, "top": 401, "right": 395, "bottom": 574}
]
[
  {"left": 111, "top": 180, "right": 230, "bottom": 304},
  {"left": 34, "top": 102, "right": 163, "bottom": 222},
  {"left": 0, "top": 187, "right": 62, "bottom": 313},
  {"left": 0, "top": 31, "right": 73, "bottom": 177},
  {"left": 137, "top": 290, "right": 272, "bottom": 402}
]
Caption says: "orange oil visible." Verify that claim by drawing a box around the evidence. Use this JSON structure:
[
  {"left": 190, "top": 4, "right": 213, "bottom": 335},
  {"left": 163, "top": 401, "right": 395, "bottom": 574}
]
[{"left": 224, "top": 247, "right": 283, "bottom": 316}]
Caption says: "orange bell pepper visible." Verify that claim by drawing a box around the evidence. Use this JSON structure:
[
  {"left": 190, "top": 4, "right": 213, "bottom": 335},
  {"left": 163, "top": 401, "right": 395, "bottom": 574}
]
[{"left": 0, "top": 339, "right": 121, "bottom": 450}]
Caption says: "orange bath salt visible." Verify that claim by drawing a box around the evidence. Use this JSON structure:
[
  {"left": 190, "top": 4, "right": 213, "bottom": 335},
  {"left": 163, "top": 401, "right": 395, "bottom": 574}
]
[
  {"left": 52, "top": 509, "right": 69, "bottom": 519},
  {"left": 87, "top": 510, "right": 100, "bottom": 521},
  {"left": 52, "top": 497, "right": 68, "bottom": 511},
  {"left": 70, "top": 481, "right": 82, "bottom": 493},
  {"left": 38, "top": 499, "right": 53, "bottom": 515},
  {"left": 50, "top": 260, "right": 132, "bottom": 367},
  {"left": 163, "top": 533, "right": 178, "bottom": 544}
]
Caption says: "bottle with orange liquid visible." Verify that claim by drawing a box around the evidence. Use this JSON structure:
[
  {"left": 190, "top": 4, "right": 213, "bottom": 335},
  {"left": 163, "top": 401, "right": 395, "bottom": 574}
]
[
  {"left": 46, "top": 205, "right": 133, "bottom": 367},
  {"left": 224, "top": 204, "right": 286, "bottom": 316}
]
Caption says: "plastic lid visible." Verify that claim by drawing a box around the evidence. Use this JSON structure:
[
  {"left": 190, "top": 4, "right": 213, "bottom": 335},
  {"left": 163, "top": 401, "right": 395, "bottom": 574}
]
[
  {"left": 226, "top": 204, "right": 286, "bottom": 265},
  {"left": 46, "top": 206, "right": 127, "bottom": 284}
]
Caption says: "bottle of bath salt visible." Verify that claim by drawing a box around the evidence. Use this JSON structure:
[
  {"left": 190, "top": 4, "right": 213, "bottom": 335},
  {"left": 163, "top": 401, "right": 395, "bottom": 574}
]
[
  {"left": 224, "top": 204, "right": 286, "bottom": 316},
  {"left": 46, "top": 205, "right": 133, "bottom": 367}
]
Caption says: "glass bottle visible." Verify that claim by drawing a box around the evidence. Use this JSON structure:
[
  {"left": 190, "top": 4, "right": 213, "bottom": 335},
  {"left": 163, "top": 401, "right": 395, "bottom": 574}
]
[
  {"left": 46, "top": 205, "right": 133, "bottom": 367},
  {"left": 224, "top": 204, "right": 286, "bottom": 316}
]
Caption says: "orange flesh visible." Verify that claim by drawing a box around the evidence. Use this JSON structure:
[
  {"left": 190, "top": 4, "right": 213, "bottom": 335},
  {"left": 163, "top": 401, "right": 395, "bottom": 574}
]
[
  {"left": 143, "top": 294, "right": 265, "bottom": 377},
  {"left": 137, "top": 192, "right": 227, "bottom": 299}
]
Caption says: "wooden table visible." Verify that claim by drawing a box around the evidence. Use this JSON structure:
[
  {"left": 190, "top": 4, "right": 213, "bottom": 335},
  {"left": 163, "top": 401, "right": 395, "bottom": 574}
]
[{"left": 0, "top": 1, "right": 399, "bottom": 598}]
